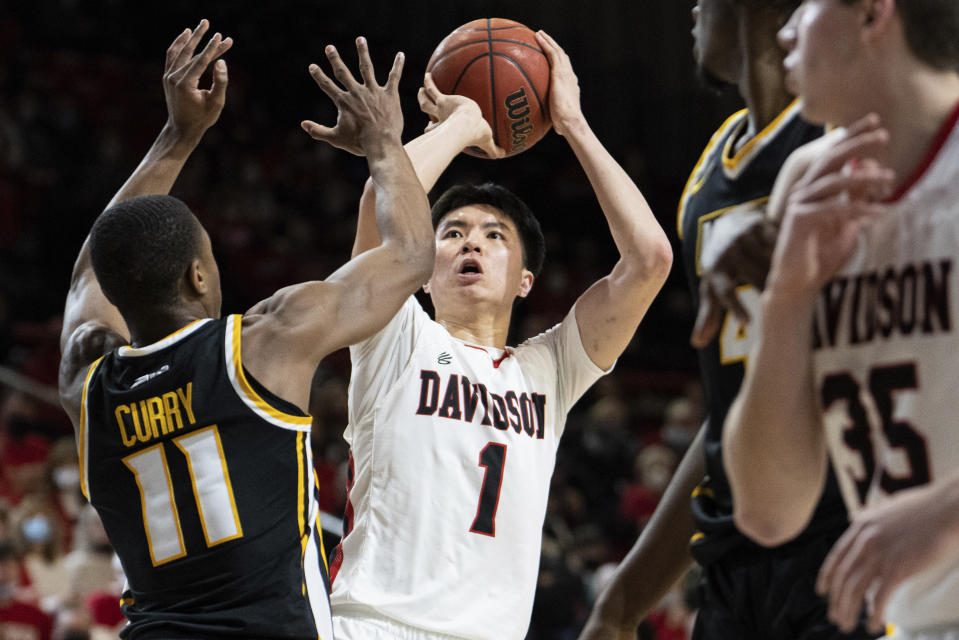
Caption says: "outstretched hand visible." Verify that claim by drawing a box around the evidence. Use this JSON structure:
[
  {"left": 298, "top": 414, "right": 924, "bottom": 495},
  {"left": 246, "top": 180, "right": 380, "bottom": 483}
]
[
  {"left": 417, "top": 73, "right": 505, "bottom": 159},
  {"left": 163, "top": 19, "right": 233, "bottom": 140},
  {"left": 301, "top": 37, "right": 405, "bottom": 157}
]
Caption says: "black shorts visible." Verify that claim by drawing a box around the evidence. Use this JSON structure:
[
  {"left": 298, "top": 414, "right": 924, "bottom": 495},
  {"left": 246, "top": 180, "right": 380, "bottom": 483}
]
[{"left": 692, "top": 527, "right": 880, "bottom": 640}]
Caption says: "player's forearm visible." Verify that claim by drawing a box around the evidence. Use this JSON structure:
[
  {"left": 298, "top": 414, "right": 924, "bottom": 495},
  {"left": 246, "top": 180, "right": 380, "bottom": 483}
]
[
  {"left": 724, "top": 292, "right": 827, "bottom": 546},
  {"left": 585, "top": 427, "right": 704, "bottom": 635},
  {"left": 352, "top": 111, "right": 478, "bottom": 258},
  {"left": 562, "top": 118, "right": 671, "bottom": 285},
  {"left": 106, "top": 123, "right": 203, "bottom": 208},
  {"left": 365, "top": 139, "right": 434, "bottom": 280}
]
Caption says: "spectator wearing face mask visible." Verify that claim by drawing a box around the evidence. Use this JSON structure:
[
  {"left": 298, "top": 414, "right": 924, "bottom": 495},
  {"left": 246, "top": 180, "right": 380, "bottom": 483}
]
[
  {"left": 0, "top": 541, "right": 53, "bottom": 640},
  {"left": 10, "top": 494, "right": 68, "bottom": 610}
]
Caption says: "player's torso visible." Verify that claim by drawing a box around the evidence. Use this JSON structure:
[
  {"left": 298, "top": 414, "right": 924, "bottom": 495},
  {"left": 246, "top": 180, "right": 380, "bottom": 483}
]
[
  {"left": 811, "top": 114, "right": 959, "bottom": 630},
  {"left": 82, "top": 316, "right": 330, "bottom": 639},
  {"left": 678, "top": 105, "right": 842, "bottom": 561},
  {"left": 335, "top": 320, "right": 562, "bottom": 638}
]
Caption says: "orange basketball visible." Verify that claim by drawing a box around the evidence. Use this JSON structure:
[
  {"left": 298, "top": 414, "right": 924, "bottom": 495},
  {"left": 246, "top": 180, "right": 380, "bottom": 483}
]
[{"left": 426, "top": 18, "right": 552, "bottom": 158}]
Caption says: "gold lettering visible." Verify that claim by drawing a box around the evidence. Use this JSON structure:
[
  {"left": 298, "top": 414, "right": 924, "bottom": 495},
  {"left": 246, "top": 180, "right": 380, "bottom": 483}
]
[
  {"left": 161, "top": 392, "right": 183, "bottom": 433},
  {"left": 134, "top": 401, "right": 152, "bottom": 443},
  {"left": 146, "top": 397, "right": 166, "bottom": 439},
  {"left": 114, "top": 405, "right": 137, "bottom": 448},
  {"left": 177, "top": 383, "right": 196, "bottom": 425}
]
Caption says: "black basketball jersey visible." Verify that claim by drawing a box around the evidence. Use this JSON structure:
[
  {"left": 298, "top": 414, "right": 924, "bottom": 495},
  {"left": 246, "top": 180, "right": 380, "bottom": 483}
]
[
  {"left": 79, "top": 316, "right": 333, "bottom": 639},
  {"left": 678, "top": 103, "right": 847, "bottom": 565}
]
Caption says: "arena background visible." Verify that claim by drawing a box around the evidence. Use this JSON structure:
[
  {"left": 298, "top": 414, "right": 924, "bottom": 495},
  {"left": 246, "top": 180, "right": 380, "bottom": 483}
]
[{"left": 1, "top": 1, "right": 746, "bottom": 637}]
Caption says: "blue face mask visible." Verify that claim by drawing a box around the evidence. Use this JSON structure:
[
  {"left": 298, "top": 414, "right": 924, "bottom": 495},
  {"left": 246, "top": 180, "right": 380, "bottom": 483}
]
[{"left": 22, "top": 516, "right": 51, "bottom": 544}]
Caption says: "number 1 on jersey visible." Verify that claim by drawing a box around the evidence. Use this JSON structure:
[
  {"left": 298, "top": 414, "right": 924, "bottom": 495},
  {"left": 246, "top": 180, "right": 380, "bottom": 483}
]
[{"left": 470, "top": 443, "right": 507, "bottom": 537}]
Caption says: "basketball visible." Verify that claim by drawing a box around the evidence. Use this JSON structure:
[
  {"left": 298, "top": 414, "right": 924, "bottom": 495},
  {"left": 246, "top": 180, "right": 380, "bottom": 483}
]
[{"left": 426, "top": 18, "right": 551, "bottom": 158}]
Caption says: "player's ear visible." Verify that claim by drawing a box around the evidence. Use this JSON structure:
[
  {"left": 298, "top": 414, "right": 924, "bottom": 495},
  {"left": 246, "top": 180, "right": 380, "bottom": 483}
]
[
  {"left": 862, "top": 0, "right": 894, "bottom": 38},
  {"left": 186, "top": 258, "right": 210, "bottom": 297},
  {"left": 516, "top": 269, "right": 534, "bottom": 299}
]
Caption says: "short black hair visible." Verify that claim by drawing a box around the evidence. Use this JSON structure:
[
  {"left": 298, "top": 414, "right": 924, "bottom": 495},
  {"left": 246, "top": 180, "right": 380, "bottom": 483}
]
[
  {"left": 89, "top": 195, "right": 203, "bottom": 314},
  {"left": 430, "top": 183, "right": 545, "bottom": 277},
  {"left": 839, "top": 0, "right": 959, "bottom": 70}
]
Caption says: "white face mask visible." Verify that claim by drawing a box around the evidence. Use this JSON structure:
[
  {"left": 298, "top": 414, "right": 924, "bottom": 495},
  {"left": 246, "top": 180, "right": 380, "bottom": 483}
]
[{"left": 53, "top": 465, "right": 80, "bottom": 490}]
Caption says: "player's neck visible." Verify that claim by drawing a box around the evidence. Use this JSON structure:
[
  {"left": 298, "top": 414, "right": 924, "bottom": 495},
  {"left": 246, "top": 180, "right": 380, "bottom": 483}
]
[
  {"left": 738, "top": 52, "right": 793, "bottom": 145},
  {"left": 436, "top": 307, "right": 511, "bottom": 350},
  {"left": 127, "top": 305, "right": 209, "bottom": 348},
  {"left": 866, "top": 69, "right": 959, "bottom": 194}
]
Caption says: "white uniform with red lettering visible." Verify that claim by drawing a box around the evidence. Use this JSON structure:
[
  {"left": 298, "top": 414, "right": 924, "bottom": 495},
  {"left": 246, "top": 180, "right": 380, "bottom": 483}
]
[
  {"left": 329, "top": 296, "right": 609, "bottom": 639},
  {"left": 810, "top": 106, "right": 959, "bottom": 635}
]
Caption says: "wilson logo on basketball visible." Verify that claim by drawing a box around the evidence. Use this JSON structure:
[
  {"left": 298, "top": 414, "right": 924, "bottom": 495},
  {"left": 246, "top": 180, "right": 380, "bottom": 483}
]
[{"left": 505, "top": 88, "right": 534, "bottom": 152}]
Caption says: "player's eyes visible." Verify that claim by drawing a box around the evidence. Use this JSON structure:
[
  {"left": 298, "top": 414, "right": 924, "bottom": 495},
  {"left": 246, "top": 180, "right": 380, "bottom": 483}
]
[
  {"left": 444, "top": 230, "right": 462, "bottom": 238},
  {"left": 488, "top": 232, "right": 503, "bottom": 240}
]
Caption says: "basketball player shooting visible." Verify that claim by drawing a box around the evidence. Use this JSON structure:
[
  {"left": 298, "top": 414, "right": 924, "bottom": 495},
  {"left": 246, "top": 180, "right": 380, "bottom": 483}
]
[
  {"left": 322, "top": 31, "right": 672, "bottom": 640},
  {"left": 57, "top": 21, "right": 433, "bottom": 639}
]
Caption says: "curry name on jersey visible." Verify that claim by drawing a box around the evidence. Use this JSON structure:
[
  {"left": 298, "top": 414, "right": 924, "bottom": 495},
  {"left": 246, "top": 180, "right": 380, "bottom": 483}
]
[{"left": 80, "top": 316, "right": 333, "bottom": 639}]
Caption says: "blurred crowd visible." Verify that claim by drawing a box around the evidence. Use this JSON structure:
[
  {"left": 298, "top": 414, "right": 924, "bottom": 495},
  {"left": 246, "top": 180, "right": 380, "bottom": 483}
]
[{"left": 0, "top": 1, "right": 720, "bottom": 638}]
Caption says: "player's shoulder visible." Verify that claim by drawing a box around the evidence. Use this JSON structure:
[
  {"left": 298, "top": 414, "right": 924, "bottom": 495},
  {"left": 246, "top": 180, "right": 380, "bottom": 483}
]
[{"left": 58, "top": 320, "right": 127, "bottom": 424}]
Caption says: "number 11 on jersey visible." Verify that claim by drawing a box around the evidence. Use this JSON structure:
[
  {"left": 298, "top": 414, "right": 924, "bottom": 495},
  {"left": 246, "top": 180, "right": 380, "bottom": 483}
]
[{"left": 470, "top": 443, "right": 507, "bottom": 537}]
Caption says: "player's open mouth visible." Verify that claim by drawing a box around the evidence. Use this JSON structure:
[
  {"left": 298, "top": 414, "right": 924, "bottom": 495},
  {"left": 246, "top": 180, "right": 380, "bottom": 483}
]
[{"left": 459, "top": 259, "right": 483, "bottom": 275}]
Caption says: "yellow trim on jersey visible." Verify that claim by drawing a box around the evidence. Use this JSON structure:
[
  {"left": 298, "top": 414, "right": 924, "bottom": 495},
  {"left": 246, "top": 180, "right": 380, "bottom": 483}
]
[
  {"left": 693, "top": 197, "right": 769, "bottom": 276},
  {"left": 886, "top": 624, "right": 897, "bottom": 638},
  {"left": 230, "top": 315, "right": 312, "bottom": 427},
  {"left": 691, "top": 485, "right": 714, "bottom": 499},
  {"left": 690, "top": 532, "right": 706, "bottom": 543},
  {"left": 117, "top": 318, "right": 209, "bottom": 357},
  {"left": 721, "top": 99, "right": 800, "bottom": 173},
  {"left": 297, "top": 432, "right": 307, "bottom": 556},
  {"left": 677, "top": 109, "right": 748, "bottom": 240},
  {"left": 314, "top": 473, "right": 329, "bottom": 572},
  {"left": 119, "top": 597, "right": 135, "bottom": 607},
  {"left": 78, "top": 356, "right": 106, "bottom": 501}
]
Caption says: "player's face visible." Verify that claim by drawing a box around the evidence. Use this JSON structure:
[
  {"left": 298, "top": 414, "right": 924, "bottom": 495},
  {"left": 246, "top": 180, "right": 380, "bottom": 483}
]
[
  {"left": 692, "top": 0, "right": 740, "bottom": 88},
  {"left": 779, "top": 0, "right": 868, "bottom": 125},
  {"left": 428, "top": 205, "right": 533, "bottom": 313}
]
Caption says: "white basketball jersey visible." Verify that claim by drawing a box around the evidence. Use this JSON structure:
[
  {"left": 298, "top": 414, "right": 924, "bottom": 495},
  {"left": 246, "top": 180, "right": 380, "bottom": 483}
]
[
  {"left": 330, "top": 297, "right": 609, "bottom": 638},
  {"left": 811, "top": 107, "right": 959, "bottom": 631}
]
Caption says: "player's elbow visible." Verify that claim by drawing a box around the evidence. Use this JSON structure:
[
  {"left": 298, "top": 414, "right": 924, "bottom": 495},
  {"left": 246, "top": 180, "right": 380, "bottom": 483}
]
[
  {"left": 733, "top": 503, "right": 805, "bottom": 547},
  {"left": 625, "top": 235, "right": 673, "bottom": 285}
]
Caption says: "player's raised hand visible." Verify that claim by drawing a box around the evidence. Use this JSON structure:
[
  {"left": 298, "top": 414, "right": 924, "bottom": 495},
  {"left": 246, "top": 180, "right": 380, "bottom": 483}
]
[
  {"left": 534, "top": 30, "right": 583, "bottom": 137},
  {"left": 301, "top": 37, "right": 404, "bottom": 157},
  {"left": 418, "top": 73, "right": 505, "bottom": 159},
  {"left": 765, "top": 114, "right": 894, "bottom": 302},
  {"left": 163, "top": 19, "right": 233, "bottom": 140}
]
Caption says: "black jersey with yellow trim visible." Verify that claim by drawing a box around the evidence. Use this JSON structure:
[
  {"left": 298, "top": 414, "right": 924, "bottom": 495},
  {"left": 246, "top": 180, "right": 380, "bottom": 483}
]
[
  {"left": 678, "top": 103, "right": 848, "bottom": 565},
  {"left": 80, "top": 315, "right": 332, "bottom": 639}
]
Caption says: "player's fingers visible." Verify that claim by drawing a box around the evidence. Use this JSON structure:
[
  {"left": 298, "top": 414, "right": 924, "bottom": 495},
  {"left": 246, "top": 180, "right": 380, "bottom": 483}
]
[
  {"left": 308, "top": 61, "right": 343, "bottom": 101},
  {"left": 325, "top": 44, "right": 360, "bottom": 89},
  {"left": 354, "top": 37, "right": 378, "bottom": 86},
  {"left": 534, "top": 31, "right": 559, "bottom": 64},
  {"left": 690, "top": 291, "right": 722, "bottom": 348},
  {"left": 385, "top": 51, "right": 405, "bottom": 94},
  {"left": 818, "top": 526, "right": 857, "bottom": 595},
  {"left": 210, "top": 59, "right": 228, "bottom": 105},
  {"left": 813, "top": 128, "right": 890, "bottom": 182},
  {"left": 172, "top": 19, "right": 210, "bottom": 73},
  {"left": 830, "top": 563, "right": 876, "bottom": 632},
  {"left": 798, "top": 165, "right": 895, "bottom": 204},
  {"left": 166, "top": 28, "right": 192, "bottom": 73},
  {"left": 301, "top": 120, "right": 337, "bottom": 142},
  {"left": 422, "top": 72, "right": 442, "bottom": 101},
  {"left": 418, "top": 88, "right": 439, "bottom": 120},
  {"left": 184, "top": 33, "right": 232, "bottom": 84},
  {"left": 870, "top": 576, "right": 900, "bottom": 633}
]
